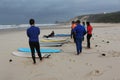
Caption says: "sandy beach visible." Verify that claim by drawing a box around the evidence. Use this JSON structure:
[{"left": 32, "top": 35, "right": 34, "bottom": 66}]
[{"left": 0, "top": 23, "right": 120, "bottom": 80}]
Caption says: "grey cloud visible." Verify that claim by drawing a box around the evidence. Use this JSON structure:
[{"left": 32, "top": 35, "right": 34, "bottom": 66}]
[{"left": 0, "top": 0, "right": 120, "bottom": 24}]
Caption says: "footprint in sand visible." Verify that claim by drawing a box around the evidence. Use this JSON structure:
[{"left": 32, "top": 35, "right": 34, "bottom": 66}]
[
  {"left": 111, "top": 52, "right": 120, "bottom": 57},
  {"left": 106, "top": 51, "right": 120, "bottom": 57},
  {"left": 69, "top": 59, "right": 76, "bottom": 62},
  {"left": 85, "top": 63, "right": 93, "bottom": 66},
  {"left": 84, "top": 69, "right": 104, "bottom": 80},
  {"left": 90, "top": 69, "right": 104, "bottom": 76},
  {"left": 102, "top": 40, "right": 105, "bottom": 42}
]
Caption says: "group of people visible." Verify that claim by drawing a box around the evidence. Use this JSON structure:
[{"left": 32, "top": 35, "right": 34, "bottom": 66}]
[
  {"left": 26, "top": 19, "right": 93, "bottom": 64},
  {"left": 71, "top": 20, "right": 93, "bottom": 55}
]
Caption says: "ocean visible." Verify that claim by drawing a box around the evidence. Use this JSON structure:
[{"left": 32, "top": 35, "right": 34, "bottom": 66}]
[{"left": 0, "top": 24, "right": 57, "bottom": 30}]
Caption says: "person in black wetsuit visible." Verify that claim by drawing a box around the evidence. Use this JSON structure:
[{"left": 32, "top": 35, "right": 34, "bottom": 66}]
[
  {"left": 27, "top": 19, "right": 42, "bottom": 64},
  {"left": 43, "top": 31, "right": 55, "bottom": 38}
]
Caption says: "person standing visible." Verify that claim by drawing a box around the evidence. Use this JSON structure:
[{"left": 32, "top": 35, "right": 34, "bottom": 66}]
[
  {"left": 73, "top": 20, "right": 86, "bottom": 55},
  {"left": 82, "top": 22, "right": 86, "bottom": 41},
  {"left": 71, "top": 21, "right": 76, "bottom": 42},
  {"left": 82, "top": 22, "right": 86, "bottom": 27},
  {"left": 86, "top": 22, "right": 93, "bottom": 48},
  {"left": 27, "top": 19, "right": 42, "bottom": 64}
]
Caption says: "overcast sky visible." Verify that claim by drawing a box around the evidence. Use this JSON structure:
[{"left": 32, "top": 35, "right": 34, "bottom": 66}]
[{"left": 0, "top": 0, "right": 120, "bottom": 24}]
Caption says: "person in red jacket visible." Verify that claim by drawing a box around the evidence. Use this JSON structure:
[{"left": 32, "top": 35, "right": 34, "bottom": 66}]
[{"left": 86, "top": 22, "right": 93, "bottom": 48}]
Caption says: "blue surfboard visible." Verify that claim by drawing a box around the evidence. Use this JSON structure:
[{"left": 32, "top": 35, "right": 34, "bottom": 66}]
[
  {"left": 54, "top": 34, "right": 70, "bottom": 37},
  {"left": 18, "top": 48, "right": 61, "bottom": 53}
]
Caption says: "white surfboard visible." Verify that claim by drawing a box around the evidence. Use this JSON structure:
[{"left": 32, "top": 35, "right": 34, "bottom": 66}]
[{"left": 40, "top": 38, "right": 69, "bottom": 43}]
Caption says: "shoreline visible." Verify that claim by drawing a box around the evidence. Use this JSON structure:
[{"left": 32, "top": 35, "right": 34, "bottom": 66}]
[{"left": 0, "top": 24, "right": 70, "bottom": 34}]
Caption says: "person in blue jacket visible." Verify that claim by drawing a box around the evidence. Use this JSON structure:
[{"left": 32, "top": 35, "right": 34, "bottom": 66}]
[
  {"left": 73, "top": 20, "right": 86, "bottom": 55},
  {"left": 27, "top": 19, "right": 42, "bottom": 64}
]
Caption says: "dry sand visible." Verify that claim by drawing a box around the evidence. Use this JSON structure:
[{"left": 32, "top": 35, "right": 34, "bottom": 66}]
[{"left": 0, "top": 23, "right": 120, "bottom": 80}]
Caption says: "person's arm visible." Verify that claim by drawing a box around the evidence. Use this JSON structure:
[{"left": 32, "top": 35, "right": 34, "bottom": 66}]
[
  {"left": 87, "top": 26, "right": 89, "bottom": 33},
  {"left": 73, "top": 27, "right": 76, "bottom": 35},
  {"left": 38, "top": 27, "right": 40, "bottom": 35},
  {"left": 27, "top": 29, "right": 29, "bottom": 37}
]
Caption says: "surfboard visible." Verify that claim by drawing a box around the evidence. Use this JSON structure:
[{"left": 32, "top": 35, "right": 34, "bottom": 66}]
[
  {"left": 40, "top": 39, "right": 66, "bottom": 42},
  {"left": 40, "top": 42, "right": 62, "bottom": 47},
  {"left": 12, "top": 52, "right": 51, "bottom": 58},
  {"left": 40, "top": 38, "right": 69, "bottom": 43},
  {"left": 41, "top": 41, "right": 64, "bottom": 44},
  {"left": 44, "top": 37, "right": 68, "bottom": 41},
  {"left": 54, "top": 34, "right": 70, "bottom": 37},
  {"left": 18, "top": 48, "right": 62, "bottom": 53}
]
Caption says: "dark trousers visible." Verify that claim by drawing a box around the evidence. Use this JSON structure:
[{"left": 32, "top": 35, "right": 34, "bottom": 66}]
[
  {"left": 75, "top": 38, "right": 82, "bottom": 54},
  {"left": 29, "top": 42, "right": 42, "bottom": 63},
  {"left": 71, "top": 30, "right": 76, "bottom": 43},
  {"left": 87, "top": 34, "right": 92, "bottom": 48}
]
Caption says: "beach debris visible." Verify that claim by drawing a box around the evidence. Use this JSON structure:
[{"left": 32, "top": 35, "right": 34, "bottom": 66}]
[
  {"left": 106, "top": 41, "right": 110, "bottom": 43},
  {"left": 9, "top": 59, "right": 12, "bottom": 62},
  {"left": 101, "top": 53, "right": 106, "bottom": 56},
  {"left": 95, "top": 45, "right": 98, "bottom": 47}
]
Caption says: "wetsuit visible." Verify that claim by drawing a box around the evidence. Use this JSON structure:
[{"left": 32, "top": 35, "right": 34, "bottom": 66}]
[
  {"left": 73, "top": 24, "right": 86, "bottom": 54},
  {"left": 27, "top": 26, "right": 42, "bottom": 63}
]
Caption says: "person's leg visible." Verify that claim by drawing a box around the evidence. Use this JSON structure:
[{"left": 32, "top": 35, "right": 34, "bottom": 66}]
[
  {"left": 79, "top": 38, "right": 82, "bottom": 53},
  {"left": 35, "top": 42, "right": 42, "bottom": 61},
  {"left": 89, "top": 34, "right": 92, "bottom": 48},
  {"left": 87, "top": 34, "right": 92, "bottom": 48},
  {"left": 47, "top": 34, "right": 51, "bottom": 38},
  {"left": 71, "top": 29, "right": 73, "bottom": 39},
  {"left": 73, "top": 33, "right": 76, "bottom": 43},
  {"left": 75, "top": 38, "right": 80, "bottom": 55},
  {"left": 76, "top": 38, "right": 82, "bottom": 54},
  {"left": 87, "top": 34, "right": 90, "bottom": 48},
  {"left": 43, "top": 35, "right": 48, "bottom": 38},
  {"left": 29, "top": 42, "right": 36, "bottom": 64},
  {"left": 82, "top": 37, "right": 84, "bottom": 41}
]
